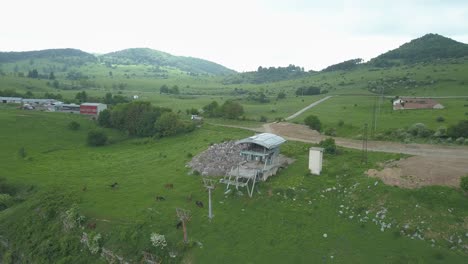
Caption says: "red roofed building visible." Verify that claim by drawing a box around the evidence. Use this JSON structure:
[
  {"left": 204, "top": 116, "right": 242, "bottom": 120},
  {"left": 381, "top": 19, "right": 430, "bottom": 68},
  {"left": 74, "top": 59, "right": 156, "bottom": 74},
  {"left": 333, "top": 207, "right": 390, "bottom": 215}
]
[{"left": 393, "top": 98, "right": 444, "bottom": 110}]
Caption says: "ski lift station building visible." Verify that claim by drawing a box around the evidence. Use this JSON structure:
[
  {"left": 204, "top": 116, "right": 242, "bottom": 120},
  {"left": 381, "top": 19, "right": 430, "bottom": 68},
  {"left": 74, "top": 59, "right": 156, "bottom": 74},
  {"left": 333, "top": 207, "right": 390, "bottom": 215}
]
[{"left": 232, "top": 133, "right": 286, "bottom": 181}]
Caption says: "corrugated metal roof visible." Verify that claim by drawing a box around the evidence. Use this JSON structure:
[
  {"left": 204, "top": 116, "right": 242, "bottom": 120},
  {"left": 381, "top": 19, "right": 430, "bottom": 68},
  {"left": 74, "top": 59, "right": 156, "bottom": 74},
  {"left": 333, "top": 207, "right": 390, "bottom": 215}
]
[
  {"left": 0, "top": 97, "right": 22, "bottom": 100},
  {"left": 81, "top": 103, "right": 106, "bottom": 106},
  {"left": 237, "top": 133, "right": 286, "bottom": 149}
]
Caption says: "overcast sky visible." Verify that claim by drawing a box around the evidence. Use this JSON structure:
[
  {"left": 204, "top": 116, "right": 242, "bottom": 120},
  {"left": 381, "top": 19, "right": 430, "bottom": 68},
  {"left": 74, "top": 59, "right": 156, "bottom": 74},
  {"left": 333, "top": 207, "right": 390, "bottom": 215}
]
[{"left": 1, "top": 0, "right": 467, "bottom": 71}]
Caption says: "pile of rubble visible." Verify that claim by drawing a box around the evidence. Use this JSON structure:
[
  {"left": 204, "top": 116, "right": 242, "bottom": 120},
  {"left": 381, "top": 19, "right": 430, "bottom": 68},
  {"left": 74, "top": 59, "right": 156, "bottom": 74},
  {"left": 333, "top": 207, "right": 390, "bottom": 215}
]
[{"left": 187, "top": 141, "right": 245, "bottom": 176}]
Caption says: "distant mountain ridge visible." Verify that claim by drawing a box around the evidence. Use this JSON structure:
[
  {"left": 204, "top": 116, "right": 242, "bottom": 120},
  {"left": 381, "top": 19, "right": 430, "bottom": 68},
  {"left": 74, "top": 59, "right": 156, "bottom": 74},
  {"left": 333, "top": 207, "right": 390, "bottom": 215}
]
[
  {"left": 0, "top": 48, "right": 96, "bottom": 63},
  {"left": 0, "top": 48, "right": 235, "bottom": 76},
  {"left": 370, "top": 33, "right": 468, "bottom": 67}
]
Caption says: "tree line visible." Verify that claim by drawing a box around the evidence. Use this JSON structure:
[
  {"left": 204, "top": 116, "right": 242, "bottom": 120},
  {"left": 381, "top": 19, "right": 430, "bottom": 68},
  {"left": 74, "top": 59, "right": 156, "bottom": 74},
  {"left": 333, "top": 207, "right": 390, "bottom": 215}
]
[{"left": 97, "top": 101, "right": 195, "bottom": 138}]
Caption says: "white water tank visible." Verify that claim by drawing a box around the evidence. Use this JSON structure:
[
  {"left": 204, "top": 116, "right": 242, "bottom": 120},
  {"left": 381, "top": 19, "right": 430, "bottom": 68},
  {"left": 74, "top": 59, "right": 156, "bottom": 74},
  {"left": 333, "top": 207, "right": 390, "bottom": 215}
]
[{"left": 309, "top": 147, "right": 324, "bottom": 175}]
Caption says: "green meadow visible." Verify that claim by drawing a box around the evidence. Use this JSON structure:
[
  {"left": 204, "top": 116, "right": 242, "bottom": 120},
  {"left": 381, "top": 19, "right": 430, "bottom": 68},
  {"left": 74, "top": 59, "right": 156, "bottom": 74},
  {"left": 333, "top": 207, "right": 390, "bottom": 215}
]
[
  {"left": 1, "top": 107, "right": 466, "bottom": 263},
  {"left": 293, "top": 96, "right": 468, "bottom": 138}
]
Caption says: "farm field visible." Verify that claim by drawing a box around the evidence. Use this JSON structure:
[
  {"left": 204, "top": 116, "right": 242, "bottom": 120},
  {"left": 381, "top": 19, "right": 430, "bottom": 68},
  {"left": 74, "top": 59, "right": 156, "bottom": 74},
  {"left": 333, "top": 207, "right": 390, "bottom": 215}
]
[{"left": 0, "top": 107, "right": 467, "bottom": 263}]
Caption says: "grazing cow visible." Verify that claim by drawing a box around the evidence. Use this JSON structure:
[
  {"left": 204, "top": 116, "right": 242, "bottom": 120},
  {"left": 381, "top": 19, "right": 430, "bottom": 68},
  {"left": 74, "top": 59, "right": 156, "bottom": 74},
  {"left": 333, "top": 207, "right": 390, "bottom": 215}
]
[
  {"left": 195, "top": 201, "right": 204, "bottom": 208},
  {"left": 155, "top": 196, "right": 165, "bottom": 201},
  {"left": 164, "top": 183, "right": 174, "bottom": 189},
  {"left": 176, "top": 221, "right": 183, "bottom": 229},
  {"left": 109, "top": 182, "right": 118, "bottom": 189},
  {"left": 87, "top": 222, "right": 96, "bottom": 229}
]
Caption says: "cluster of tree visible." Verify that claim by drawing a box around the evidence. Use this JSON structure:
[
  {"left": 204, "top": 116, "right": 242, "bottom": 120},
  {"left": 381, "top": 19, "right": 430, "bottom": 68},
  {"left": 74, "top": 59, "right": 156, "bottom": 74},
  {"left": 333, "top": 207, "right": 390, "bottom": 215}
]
[
  {"left": 222, "top": 64, "right": 310, "bottom": 84},
  {"left": 247, "top": 92, "right": 269, "bottom": 103},
  {"left": 159, "top": 84, "right": 180, "bottom": 95},
  {"left": 98, "top": 101, "right": 195, "bottom": 137},
  {"left": 0, "top": 89, "right": 31, "bottom": 98},
  {"left": 202, "top": 100, "right": 244, "bottom": 119},
  {"left": 66, "top": 71, "right": 89, "bottom": 80},
  {"left": 73, "top": 91, "right": 130, "bottom": 105},
  {"left": 295, "top": 86, "right": 322, "bottom": 96},
  {"left": 103, "top": 93, "right": 130, "bottom": 105},
  {"left": 0, "top": 89, "right": 63, "bottom": 100},
  {"left": 277, "top": 91, "right": 286, "bottom": 100},
  {"left": 322, "top": 58, "right": 363, "bottom": 72}
]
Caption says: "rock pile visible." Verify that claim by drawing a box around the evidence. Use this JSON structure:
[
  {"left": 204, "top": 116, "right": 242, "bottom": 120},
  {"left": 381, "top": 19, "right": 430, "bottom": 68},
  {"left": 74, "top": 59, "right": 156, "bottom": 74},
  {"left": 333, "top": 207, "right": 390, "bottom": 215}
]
[{"left": 187, "top": 141, "right": 245, "bottom": 176}]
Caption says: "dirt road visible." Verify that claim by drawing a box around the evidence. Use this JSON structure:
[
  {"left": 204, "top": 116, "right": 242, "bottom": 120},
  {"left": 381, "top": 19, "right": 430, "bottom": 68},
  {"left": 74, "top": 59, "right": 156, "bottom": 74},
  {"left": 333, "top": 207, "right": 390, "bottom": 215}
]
[
  {"left": 264, "top": 122, "right": 468, "bottom": 188},
  {"left": 285, "top": 96, "right": 332, "bottom": 120}
]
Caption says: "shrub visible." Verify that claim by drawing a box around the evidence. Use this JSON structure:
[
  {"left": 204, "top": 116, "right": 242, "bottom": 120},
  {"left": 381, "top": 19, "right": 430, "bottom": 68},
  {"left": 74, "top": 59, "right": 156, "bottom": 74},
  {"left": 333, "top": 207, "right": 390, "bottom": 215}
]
[
  {"left": 319, "top": 138, "right": 337, "bottom": 154},
  {"left": 338, "top": 120, "right": 344, "bottom": 127},
  {"left": 324, "top": 127, "right": 336, "bottom": 136},
  {"left": 304, "top": 115, "right": 321, "bottom": 131},
  {"left": 433, "top": 126, "right": 447, "bottom": 138},
  {"left": 18, "top": 147, "right": 27, "bottom": 158},
  {"left": 455, "top": 137, "right": 465, "bottom": 145},
  {"left": 460, "top": 176, "right": 468, "bottom": 192},
  {"left": 259, "top": 116, "right": 268, "bottom": 122},
  {"left": 448, "top": 120, "right": 468, "bottom": 138},
  {"left": 68, "top": 121, "right": 80, "bottom": 130},
  {"left": 436, "top": 116, "right": 445, "bottom": 122},
  {"left": 87, "top": 130, "right": 108, "bottom": 146},
  {"left": 408, "top": 123, "right": 432, "bottom": 138}
]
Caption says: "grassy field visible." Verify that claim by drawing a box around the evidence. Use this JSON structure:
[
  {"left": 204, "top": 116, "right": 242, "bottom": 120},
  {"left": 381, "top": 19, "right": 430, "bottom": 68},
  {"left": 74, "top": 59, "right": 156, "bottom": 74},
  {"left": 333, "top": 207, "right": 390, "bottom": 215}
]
[
  {"left": 292, "top": 95, "right": 468, "bottom": 139},
  {"left": 1, "top": 107, "right": 467, "bottom": 263}
]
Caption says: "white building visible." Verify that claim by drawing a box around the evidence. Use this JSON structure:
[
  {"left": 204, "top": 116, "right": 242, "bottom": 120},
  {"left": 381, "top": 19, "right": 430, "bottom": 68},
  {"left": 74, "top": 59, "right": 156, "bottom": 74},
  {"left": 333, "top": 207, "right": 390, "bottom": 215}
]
[{"left": 308, "top": 147, "right": 324, "bottom": 175}]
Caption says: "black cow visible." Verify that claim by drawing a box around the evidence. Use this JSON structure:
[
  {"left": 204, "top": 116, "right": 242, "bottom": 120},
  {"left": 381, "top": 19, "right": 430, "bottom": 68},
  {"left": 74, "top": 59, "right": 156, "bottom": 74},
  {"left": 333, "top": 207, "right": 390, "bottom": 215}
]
[
  {"left": 195, "top": 201, "right": 204, "bottom": 208},
  {"left": 155, "top": 196, "right": 165, "bottom": 201},
  {"left": 176, "top": 221, "right": 183, "bottom": 229}
]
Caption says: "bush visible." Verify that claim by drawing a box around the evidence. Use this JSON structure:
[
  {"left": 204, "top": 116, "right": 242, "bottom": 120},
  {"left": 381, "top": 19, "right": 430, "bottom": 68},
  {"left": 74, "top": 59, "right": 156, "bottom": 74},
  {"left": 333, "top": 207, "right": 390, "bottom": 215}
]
[
  {"left": 460, "top": 176, "right": 468, "bottom": 192},
  {"left": 338, "top": 120, "right": 344, "bottom": 127},
  {"left": 408, "top": 123, "right": 432, "bottom": 138},
  {"left": 448, "top": 120, "right": 468, "bottom": 138},
  {"left": 455, "top": 137, "right": 465, "bottom": 145},
  {"left": 18, "top": 147, "right": 27, "bottom": 158},
  {"left": 68, "top": 121, "right": 80, "bottom": 130},
  {"left": 436, "top": 116, "right": 445, "bottom": 122},
  {"left": 319, "top": 138, "right": 337, "bottom": 154},
  {"left": 259, "top": 116, "right": 268, "bottom": 122},
  {"left": 304, "top": 115, "right": 321, "bottom": 131},
  {"left": 324, "top": 127, "right": 336, "bottom": 136},
  {"left": 87, "top": 130, "right": 107, "bottom": 146}
]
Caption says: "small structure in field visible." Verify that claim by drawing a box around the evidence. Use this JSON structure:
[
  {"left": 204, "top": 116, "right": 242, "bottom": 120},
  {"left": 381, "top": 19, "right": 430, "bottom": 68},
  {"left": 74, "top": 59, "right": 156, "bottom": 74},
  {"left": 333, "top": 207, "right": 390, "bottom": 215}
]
[
  {"left": 220, "top": 133, "right": 287, "bottom": 197},
  {"left": 393, "top": 98, "right": 444, "bottom": 110},
  {"left": 80, "top": 103, "right": 107, "bottom": 116},
  {"left": 191, "top": 114, "right": 203, "bottom": 121},
  {"left": 308, "top": 147, "right": 324, "bottom": 175}
]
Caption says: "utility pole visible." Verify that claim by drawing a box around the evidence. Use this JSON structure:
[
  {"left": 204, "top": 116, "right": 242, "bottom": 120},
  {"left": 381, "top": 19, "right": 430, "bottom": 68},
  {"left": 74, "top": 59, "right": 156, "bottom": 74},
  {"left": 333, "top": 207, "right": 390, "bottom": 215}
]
[
  {"left": 362, "top": 123, "right": 368, "bottom": 165},
  {"left": 203, "top": 178, "right": 216, "bottom": 221}
]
